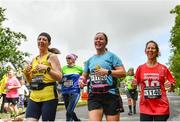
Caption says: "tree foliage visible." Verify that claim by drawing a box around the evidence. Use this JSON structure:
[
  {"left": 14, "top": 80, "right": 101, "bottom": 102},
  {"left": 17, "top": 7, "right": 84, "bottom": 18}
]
[
  {"left": 0, "top": 7, "right": 30, "bottom": 78},
  {"left": 169, "top": 5, "right": 180, "bottom": 88}
]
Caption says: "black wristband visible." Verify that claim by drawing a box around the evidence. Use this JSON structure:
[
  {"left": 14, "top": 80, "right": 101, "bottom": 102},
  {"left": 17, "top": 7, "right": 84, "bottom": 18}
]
[
  {"left": 108, "top": 70, "right": 112, "bottom": 75},
  {"left": 47, "top": 67, "right": 51, "bottom": 73}
]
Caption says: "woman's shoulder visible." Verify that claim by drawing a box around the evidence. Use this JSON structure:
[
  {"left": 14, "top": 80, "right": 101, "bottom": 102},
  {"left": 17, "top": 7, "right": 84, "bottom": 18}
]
[
  {"left": 136, "top": 63, "right": 146, "bottom": 69},
  {"left": 157, "top": 62, "right": 169, "bottom": 69}
]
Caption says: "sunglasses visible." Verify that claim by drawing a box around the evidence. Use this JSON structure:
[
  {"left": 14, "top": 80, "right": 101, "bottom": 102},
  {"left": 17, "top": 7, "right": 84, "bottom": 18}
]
[{"left": 66, "top": 57, "right": 72, "bottom": 59}]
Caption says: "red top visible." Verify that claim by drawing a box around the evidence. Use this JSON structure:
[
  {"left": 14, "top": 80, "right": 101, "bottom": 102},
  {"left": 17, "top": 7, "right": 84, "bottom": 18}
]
[{"left": 135, "top": 63, "right": 176, "bottom": 115}]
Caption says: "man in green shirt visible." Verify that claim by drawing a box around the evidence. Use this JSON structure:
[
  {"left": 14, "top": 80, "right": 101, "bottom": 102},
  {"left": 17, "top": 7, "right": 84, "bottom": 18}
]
[{"left": 124, "top": 67, "right": 138, "bottom": 115}]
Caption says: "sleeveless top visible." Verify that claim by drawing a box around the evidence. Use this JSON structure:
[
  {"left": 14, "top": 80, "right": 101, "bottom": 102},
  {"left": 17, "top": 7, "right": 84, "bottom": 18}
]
[{"left": 30, "top": 53, "right": 56, "bottom": 102}]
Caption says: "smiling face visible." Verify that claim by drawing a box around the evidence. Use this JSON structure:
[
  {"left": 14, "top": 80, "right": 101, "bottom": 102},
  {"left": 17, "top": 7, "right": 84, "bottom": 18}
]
[
  {"left": 94, "top": 33, "right": 107, "bottom": 51},
  {"left": 37, "top": 35, "right": 49, "bottom": 51},
  {"left": 145, "top": 41, "right": 159, "bottom": 60},
  {"left": 7, "top": 69, "right": 14, "bottom": 78},
  {"left": 66, "top": 57, "right": 74, "bottom": 65}
]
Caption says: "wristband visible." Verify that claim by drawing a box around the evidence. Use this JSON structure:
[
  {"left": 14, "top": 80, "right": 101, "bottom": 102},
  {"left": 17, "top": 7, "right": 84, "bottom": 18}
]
[
  {"left": 47, "top": 67, "right": 51, "bottom": 73},
  {"left": 107, "top": 70, "right": 112, "bottom": 75}
]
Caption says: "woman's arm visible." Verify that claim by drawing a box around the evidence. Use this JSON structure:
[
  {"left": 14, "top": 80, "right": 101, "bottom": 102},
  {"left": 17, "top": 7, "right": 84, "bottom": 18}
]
[
  {"left": 95, "top": 66, "right": 126, "bottom": 78},
  {"left": 78, "top": 72, "right": 89, "bottom": 89},
  {"left": 48, "top": 54, "right": 62, "bottom": 82}
]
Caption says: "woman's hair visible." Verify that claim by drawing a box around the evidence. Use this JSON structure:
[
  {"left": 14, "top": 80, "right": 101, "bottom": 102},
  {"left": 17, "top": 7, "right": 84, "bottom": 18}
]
[
  {"left": 38, "top": 32, "right": 61, "bottom": 54},
  {"left": 96, "top": 32, "right": 108, "bottom": 45},
  {"left": 66, "top": 53, "right": 78, "bottom": 61},
  {"left": 145, "top": 40, "right": 160, "bottom": 57},
  {"left": 38, "top": 32, "right": 51, "bottom": 44},
  {"left": 48, "top": 48, "right": 61, "bottom": 54}
]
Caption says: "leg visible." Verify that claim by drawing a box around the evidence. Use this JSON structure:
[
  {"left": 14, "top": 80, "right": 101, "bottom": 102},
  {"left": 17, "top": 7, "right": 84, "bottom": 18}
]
[
  {"left": 25, "top": 99, "right": 41, "bottom": 121},
  {"left": 128, "top": 98, "right": 133, "bottom": 115},
  {"left": 133, "top": 99, "right": 137, "bottom": 114},
  {"left": 63, "top": 94, "right": 71, "bottom": 121},
  {"left": 133, "top": 90, "right": 138, "bottom": 114},
  {"left": 0, "top": 94, "right": 6, "bottom": 112},
  {"left": 66, "top": 93, "right": 80, "bottom": 121},
  {"left": 41, "top": 99, "right": 58, "bottom": 121},
  {"left": 126, "top": 90, "right": 133, "bottom": 115},
  {"left": 88, "top": 93, "right": 103, "bottom": 121},
  {"left": 89, "top": 109, "right": 103, "bottom": 121},
  {"left": 106, "top": 113, "right": 120, "bottom": 121},
  {"left": 140, "top": 113, "right": 153, "bottom": 121},
  {"left": 154, "top": 114, "right": 169, "bottom": 121},
  {"left": 103, "top": 94, "right": 121, "bottom": 121},
  {"left": 11, "top": 98, "right": 20, "bottom": 116}
]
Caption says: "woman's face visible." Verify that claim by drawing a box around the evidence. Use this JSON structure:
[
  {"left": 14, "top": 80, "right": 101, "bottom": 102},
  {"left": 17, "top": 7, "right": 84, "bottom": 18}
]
[
  {"left": 128, "top": 70, "right": 134, "bottom": 76},
  {"left": 66, "top": 57, "right": 74, "bottom": 65},
  {"left": 94, "top": 33, "right": 107, "bottom": 50},
  {"left": 37, "top": 35, "right": 49, "bottom": 50},
  {"left": 145, "top": 42, "right": 158, "bottom": 60},
  {"left": 7, "top": 69, "right": 14, "bottom": 78}
]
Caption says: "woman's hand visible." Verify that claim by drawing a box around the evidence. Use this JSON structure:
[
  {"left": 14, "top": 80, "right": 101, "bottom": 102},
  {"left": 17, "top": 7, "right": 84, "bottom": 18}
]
[
  {"left": 131, "top": 79, "right": 138, "bottom": 89},
  {"left": 94, "top": 68, "right": 108, "bottom": 76},
  {"left": 164, "top": 81, "right": 172, "bottom": 89},
  {"left": 35, "top": 64, "right": 48, "bottom": 71},
  {"left": 25, "top": 64, "right": 32, "bottom": 73},
  {"left": 78, "top": 76, "right": 86, "bottom": 89}
]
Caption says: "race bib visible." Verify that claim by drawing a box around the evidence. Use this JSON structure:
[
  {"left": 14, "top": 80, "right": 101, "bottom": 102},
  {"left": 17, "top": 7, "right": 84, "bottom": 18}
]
[
  {"left": 144, "top": 86, "right": 162, "bottom": 99},
  {"left": 90, "top": 72, "right": 109, "bottom": 94},
  {"left": 143, "top": 77, "right": 162, "bottom": 99},
  {"left": 62, "top": 77, "right": 73, "bottom": 87},
  {"left": 30, "top": 75, "right": 44, "bottom": 90}
]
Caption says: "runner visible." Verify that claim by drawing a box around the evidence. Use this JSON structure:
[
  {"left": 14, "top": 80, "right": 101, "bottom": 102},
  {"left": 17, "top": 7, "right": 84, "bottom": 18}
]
[
  {"left": 79, "top": 32, "right": 126, "bottom": 121},
  {"left": 61, "top": 53, "right": 83, "bottom": 121},
  {"left": 5, "top": 68, "right": 21, "bottom": 117},
  {"left": 135, "top": 40, "right": 176, "bottom": 121},
  {"left": 23, "top": 32, "right": 62, "bottom": 121},
  {"left": 124, "top": 67, "right": 138, "bottom": 115}
]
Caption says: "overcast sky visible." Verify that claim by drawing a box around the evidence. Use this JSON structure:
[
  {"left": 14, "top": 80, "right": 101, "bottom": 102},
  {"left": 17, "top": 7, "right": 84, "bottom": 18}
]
[{"left": 1, "top": 0, "right": 179, "bottom": 70}]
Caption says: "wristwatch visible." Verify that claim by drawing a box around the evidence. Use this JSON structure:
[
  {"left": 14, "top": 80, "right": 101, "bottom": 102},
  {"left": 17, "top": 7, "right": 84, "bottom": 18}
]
[
  {"left": 107, "top": 70, "right": 112, "bottom": 75},
  {"left": 47, "top": 67, "right": 51, "bottom": 73}
]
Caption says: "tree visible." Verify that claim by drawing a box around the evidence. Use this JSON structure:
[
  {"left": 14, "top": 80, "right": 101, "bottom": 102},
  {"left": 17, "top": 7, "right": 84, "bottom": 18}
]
[
  {"left": 0, "top": 7, "right": 30, "bottom": 79},
  {"left": 169, "top": 5, "right": 180, "bottom": 88}
]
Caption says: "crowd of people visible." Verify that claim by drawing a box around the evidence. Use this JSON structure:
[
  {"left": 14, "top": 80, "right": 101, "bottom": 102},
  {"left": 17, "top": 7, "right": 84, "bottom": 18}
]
[{"left": 0, "top": 32, "right": 176, "bottom": 121}]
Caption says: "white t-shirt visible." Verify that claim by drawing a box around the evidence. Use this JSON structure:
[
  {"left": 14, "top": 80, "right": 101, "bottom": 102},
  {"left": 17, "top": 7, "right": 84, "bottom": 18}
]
[{"left": 18, "top": 85, "right": 29, "bottom": 96}]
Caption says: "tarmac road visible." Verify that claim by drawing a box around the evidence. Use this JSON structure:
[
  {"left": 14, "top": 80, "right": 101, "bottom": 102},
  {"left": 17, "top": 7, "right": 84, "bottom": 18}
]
[{"left": 55, "top": 92, "right": 180, "bottom": 121}]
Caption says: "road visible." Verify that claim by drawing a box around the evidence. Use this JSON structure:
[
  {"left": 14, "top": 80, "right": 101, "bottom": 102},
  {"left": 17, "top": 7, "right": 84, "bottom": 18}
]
[{"left": 55, "top": 92, "right": 180, "bottom": 121}]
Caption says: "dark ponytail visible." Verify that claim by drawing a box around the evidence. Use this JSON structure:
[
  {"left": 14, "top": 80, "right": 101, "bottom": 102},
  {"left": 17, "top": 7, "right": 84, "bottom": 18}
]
[{"left": 48, "top": 48, "right": 61, "bottom": 54}]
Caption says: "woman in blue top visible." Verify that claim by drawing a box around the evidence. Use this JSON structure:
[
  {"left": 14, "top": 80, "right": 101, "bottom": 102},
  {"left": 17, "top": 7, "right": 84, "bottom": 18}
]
[
  {"left": 62, "top": 53, "right": 83, "bottom": 121},
  {"left": 79, "top": 32, "right": 126, "bottom": 121}
]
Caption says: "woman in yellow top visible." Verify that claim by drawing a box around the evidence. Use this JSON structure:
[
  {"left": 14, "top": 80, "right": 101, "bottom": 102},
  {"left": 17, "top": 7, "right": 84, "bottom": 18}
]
[
  {"left": 0, "top": 74, "right": 8, "bottom": 113},
  {"left": 23, "top": 32, "right": 62, "bottom": 121}
]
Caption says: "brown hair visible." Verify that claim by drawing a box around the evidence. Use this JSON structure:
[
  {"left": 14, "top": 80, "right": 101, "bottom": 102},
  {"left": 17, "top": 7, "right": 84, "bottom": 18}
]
[
  {"left": 48, "top": 48, "right": 61, "bottom": 54},
  {"left": 145, "top": 40, "right": 160, "bottom": 57},
  {"left": 96, "top": 32, "right": 108, "bottom": 45}
]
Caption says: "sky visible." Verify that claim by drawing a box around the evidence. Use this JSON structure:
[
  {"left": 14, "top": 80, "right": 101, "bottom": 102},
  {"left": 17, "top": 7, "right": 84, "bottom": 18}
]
[{"left": 1, "top": 0, "right": 179, "bottom": 70}]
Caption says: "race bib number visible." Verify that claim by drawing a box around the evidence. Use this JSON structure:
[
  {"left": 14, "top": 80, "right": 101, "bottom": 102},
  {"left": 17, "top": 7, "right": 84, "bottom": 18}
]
[
  {"left": 90, "top": 72, "right": 108, "bottom": 85},
  {"left": 144, "top": 80, "right": 162, "bottom": 99},
  {"left": 62, "top": 77, "right": 73, "bottom": 87},
  {"left": 30, "top": 75, "right": 44, "bottom": 90},
  {"left": 90, "top": 72, "right": 109, "bottom": 94},
  {"left": 144, "top": 86, "right": 161, "bottom": 99}
]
